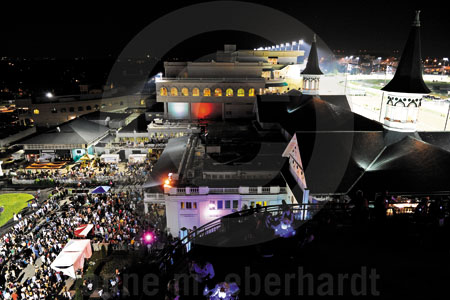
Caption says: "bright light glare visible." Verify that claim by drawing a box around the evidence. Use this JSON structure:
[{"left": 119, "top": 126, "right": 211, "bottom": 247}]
[{"left": 45, "top": 92, "right": 53, "bottom": 98}]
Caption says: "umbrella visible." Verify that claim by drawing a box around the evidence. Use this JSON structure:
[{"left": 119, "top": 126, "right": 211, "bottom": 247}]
[
  {"left": 79, "top": 154, "right": 95, "bottom": 161},
  {"left": 90, "top": 186, "right": 111, "bottom": 194}
]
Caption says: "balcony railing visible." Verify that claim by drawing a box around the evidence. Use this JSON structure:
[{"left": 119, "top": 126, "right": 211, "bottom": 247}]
[
  {"left": 156, "top": 202, "right": 328, "bottom": 274},
  {"left": 166, "top": 186, "right": 287, "bottom": 195}
]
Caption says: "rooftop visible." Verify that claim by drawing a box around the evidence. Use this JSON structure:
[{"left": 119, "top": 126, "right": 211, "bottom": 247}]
[{"left": 20, "top": 118, "right": 109, "bottom": 146}]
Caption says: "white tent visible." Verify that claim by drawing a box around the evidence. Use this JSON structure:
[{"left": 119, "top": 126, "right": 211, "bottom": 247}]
[
  {"left": 128, "top": 154, "right": 147, "bottom": 163},
  {"left": 50, "top": 239, "right": 92, "bottom": 278},
  {"left": 100, "top": 154, "right": 120, "bottom": 163}
]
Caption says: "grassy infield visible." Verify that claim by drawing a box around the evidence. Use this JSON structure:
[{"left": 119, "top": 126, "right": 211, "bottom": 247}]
[{"left": 0, "top": 193, "right": 34, "bottom": 227}]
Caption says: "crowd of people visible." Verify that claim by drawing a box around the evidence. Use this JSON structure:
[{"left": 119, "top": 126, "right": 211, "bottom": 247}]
[
  {"left": 1, "top": 188, "right": 70, "bottom": 300},
  {"left": 12, "top": 158, "right": 154, "bottom": 188},
  {"left": 0, "top": 184, "right": 166, "bottom": 300}
]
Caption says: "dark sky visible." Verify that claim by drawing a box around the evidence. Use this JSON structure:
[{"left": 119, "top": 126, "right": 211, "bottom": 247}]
[{"left": 2, "top": 1, "right": 449, "bottom": 58}]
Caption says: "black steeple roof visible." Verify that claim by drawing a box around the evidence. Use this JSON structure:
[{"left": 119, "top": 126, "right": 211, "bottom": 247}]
[
  {"left": 382, "top": 11, "right": 430, "bottom": 94},
  {"left": 301, "top": 34, "right": 323, "bottom": 75}
]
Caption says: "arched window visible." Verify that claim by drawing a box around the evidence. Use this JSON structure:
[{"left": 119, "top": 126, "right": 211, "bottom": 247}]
[
  {"left": 170, "top": 87, "right": 178, "bottom": 96},
  {"left": 33, "top": 109, "right": 39, "bottom": 115},
  {"left": 226, "top": 88, "right": 233, "bottom": 97},
  {"left": 237, "top": 88, "right": 245, "bottom": 97},
  {"left": 69, "top": 107, "right": 75, "bottom": 112},
  {"left": 203, "top": 88, "right": 211, "bottom": 96},
  {"left": 182, "top": 88, "right": 189, "bottom": 96},
  {"left": 192, "top": 88, "right": 200, "bottom": 96},
  {"left": 78, "top": 106, "right": 84, "bottom": 111},
  {"left": 248, "top": 88, "right": 255, "bottom": 97},
  {"left": 160, "top": 87, "right": 168, "bottom": 96},
  {"left": 86, "top": 106, "right": 92, "bottom": 111},
  {"left": 214, "top": 88, "right": 222, "bottom": 97}
]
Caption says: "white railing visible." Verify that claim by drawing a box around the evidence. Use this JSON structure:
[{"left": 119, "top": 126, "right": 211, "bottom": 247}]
[{"left": 167, "top": 186, "right": 287, "bottom": 195}]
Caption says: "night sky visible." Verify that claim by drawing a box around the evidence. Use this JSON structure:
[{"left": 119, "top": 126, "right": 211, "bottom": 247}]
[{"left": 2, "top": 1, "right": 449, "bottom": 59}]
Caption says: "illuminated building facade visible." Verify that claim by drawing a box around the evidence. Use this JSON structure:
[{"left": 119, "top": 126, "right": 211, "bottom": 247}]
[{"left": 156, "top": 45, "right": 305, "bottom": 120}]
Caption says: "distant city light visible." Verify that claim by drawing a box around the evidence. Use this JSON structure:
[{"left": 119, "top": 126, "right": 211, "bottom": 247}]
[{"left": 45, "top": 92, "right": 53, "bottom": 98}]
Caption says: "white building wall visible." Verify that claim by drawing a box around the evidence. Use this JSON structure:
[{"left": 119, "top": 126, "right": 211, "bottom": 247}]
[{"left": 162, "top": 192, "right": 288, "bottom": 236}]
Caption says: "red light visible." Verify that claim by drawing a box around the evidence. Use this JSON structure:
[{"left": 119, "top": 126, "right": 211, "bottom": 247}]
[{"left": 192, "top": 103, "right": 214, "bottom": 119}]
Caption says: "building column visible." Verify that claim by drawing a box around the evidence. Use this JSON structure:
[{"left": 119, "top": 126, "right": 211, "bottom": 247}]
[
  {"left": 0, "top": 161, "right": 3, "bottom": 176},
  {"left": 188, "top": 103, "right": 192, "bottom": 120},
  {"left": 222, "top": 103, "right": 226, "bottom": 120},
  {"left": 164, "top": 102, "right": 168, "bottom": 119}
]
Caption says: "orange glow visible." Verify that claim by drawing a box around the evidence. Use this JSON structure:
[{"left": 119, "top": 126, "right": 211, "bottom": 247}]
[{"left": 192, "top": 103, "right": 213, "bottom": 119}]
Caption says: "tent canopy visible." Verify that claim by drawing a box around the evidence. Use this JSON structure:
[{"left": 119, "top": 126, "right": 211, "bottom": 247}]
[
  {"left": 79, "top": 154, "right": 95, "bottom": 161},
  {"left": 74, "top": 224, "right": 94, "bottom": 238},
  {"left": 90, "top": 186, "right": 111, "bottom": 194},
  {"left": 51, "top": 239, "right": 92, "bottom": 278}
]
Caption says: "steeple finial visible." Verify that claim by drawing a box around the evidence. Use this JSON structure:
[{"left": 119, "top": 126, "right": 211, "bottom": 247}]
[
  {"left": 413, "top": 10, "right": 421, "bottom": 27},
  {"left": 313, "top": 33, "right": 317, "bottom": 43}
]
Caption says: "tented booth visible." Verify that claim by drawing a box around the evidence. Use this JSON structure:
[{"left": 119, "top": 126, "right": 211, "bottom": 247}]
[
  {"left": 90, "top": 186, "right": 111, "bottom": 194},
  {"left": 50, "top": 239, "right": 92, "bottom": 278},
  {"left": 74, "top": 224, "right": 94, "bottom": 238},
  {"left": 128, "top": 154, "right": 147, "bottom": 163},
  {"left": 100, "top": 154, "right": 120, "bottom": 164}
]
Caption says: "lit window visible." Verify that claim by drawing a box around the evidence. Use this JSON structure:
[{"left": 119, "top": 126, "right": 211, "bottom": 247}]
[
  {"left": 214, "top": 88, "right": 222, "bottom": 97},
  {"left": 160, "top": 87, "right": 168, "bottom": 96},
  {"left": 237, "top": 88, "right": 245, "bottom": 97},
  {"left": 33, "top": 109, "right": 40, "bottom": 115},
  {"left": 226, "top": 88, "right": 233, "bottom": 97},
  {"left": 248, "top": 88, "right": 255, "bottom": 97},
  {"left": 170, "top": 88, "right": 178, "bottom": 96},
  {"left": 192, "top": 88, "right": 200, "bottom": 96},
  {"left": 182, "top": 88, "right": 189, "bottom": 96},
  {"left": 193, "top": 202, "right": 197, "bottom": 209},
  {"left": 209, "top": 201, "right": 216, "bottom": 210},
  {"left": 180, "top": 202, "right": 185, "bottom": 209},
  {"left": 140, "top": 99, "right": 145, "bottom": 105},
  {"left": 203, "top": 88, "right": 211, "bottom": 96}
]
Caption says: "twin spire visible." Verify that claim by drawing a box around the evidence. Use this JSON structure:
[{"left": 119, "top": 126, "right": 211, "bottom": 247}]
[
  {"left": 382, "top": 10, "right": 430, "bottom": 94},
  {"left": 301, "top": 33, "right": 323, "bottom": 75}
]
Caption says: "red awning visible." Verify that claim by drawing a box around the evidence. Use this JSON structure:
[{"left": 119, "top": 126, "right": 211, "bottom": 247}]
[{"left": 74, "top": 224, "right": 94, "bottom": 238}]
